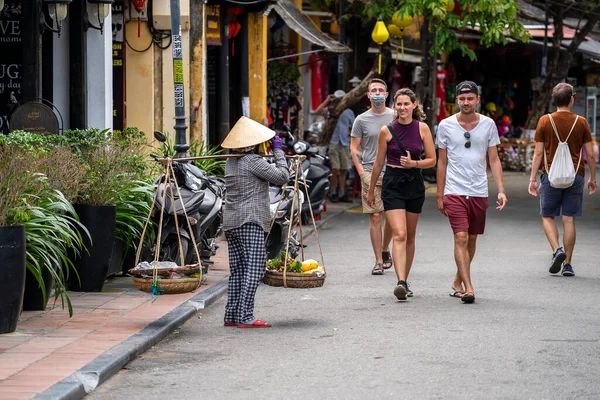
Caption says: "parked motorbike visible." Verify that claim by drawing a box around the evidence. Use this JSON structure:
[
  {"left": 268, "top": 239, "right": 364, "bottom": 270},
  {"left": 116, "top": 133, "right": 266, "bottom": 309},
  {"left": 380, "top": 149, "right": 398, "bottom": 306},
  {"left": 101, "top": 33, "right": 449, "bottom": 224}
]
[
  {"left": 290, "top": 137, "right": 331, "bottom": 224},
  {"left": 142, "top": 131, "right": 225, "bottom": 272},
  {"left": 266, "top": 177, "right": 305, "bottom": 260}
]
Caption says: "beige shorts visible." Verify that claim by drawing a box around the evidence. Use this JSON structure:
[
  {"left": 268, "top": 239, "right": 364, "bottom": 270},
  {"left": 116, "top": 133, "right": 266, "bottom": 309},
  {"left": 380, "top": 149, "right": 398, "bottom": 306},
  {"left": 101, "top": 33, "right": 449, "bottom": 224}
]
[
  {"left": 328, "top": 143, "right": 351, "bottom": 170},
  {"left": 360, "top": 171, "right": 384, "bottom": 214}
]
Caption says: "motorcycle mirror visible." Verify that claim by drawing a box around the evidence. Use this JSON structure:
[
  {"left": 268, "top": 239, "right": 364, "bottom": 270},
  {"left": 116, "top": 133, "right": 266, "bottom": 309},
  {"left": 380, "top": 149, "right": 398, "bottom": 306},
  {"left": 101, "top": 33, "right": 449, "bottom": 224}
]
[{"left": 154, "top": 131, "right": 167, "bottom": 143}]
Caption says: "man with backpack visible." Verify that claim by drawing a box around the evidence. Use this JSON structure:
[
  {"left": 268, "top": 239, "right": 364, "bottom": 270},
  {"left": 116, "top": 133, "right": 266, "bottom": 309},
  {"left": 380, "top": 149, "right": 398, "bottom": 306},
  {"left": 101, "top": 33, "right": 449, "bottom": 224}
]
[{"left": 528, "top": 82, "right": 597, "bottom": 276}]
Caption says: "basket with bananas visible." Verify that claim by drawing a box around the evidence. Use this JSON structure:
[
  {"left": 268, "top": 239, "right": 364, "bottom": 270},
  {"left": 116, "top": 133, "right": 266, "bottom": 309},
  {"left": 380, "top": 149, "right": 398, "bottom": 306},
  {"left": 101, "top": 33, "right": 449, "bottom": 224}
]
[{"left": 264, "top": 250, "right": 325, "bottom": 288}]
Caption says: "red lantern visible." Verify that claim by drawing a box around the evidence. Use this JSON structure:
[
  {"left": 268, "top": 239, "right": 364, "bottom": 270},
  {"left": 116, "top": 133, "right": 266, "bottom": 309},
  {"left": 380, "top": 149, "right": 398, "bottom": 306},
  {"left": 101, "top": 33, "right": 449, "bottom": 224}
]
[{"left": 131, "top": 0, "right": 148, "bottom": 37}]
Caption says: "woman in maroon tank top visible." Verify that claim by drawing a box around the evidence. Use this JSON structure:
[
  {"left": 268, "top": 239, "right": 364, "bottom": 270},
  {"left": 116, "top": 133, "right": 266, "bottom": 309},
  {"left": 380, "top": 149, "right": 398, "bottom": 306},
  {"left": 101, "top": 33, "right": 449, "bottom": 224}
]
[{"left": 367, "top": 88, "right": 436, "bottom": 301}]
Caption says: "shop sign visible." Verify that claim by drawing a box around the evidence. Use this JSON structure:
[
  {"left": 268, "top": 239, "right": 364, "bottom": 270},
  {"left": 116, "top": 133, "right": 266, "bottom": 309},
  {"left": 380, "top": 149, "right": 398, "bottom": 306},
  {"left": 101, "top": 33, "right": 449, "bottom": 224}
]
[
  {"left": 206, "top": 5, "right": 221, "bottom": 46},
  {"left": 9, "top": 102, "right": 59, "bottom": 135},
  {"left": 112, "top": 0, "right": 125, "bottom": 130},
  {"left": 0, "top": 0, "right": 22, "bottom": 133}
]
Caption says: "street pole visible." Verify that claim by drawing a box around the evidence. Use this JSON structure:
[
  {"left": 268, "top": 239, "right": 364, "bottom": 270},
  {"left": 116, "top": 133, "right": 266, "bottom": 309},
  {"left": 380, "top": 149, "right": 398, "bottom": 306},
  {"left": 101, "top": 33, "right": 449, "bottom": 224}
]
[
  {"left": 541, "top": 0, "right": 548, "bottom": 78},
  {"left": 170, "top": 0, "right": 189, "bottom": 157}
]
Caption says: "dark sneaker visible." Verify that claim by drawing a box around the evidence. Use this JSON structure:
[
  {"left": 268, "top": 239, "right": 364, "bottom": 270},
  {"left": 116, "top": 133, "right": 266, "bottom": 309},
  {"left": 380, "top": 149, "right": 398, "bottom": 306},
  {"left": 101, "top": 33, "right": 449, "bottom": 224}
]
[
  {"left": 561, "top": 263, "right": 575, "bottom": 277},
  {"left": 406, "top": 282, "right": 413, "bottom": 297},
  {"left": 549, "top": 247, "right": 566, "bottom": 274},
  {"left": 394, "top": 280, "right": 408, "bottom": 300},
  {"left": 330, "top": 194, "right": 339, "bottom": 203}
]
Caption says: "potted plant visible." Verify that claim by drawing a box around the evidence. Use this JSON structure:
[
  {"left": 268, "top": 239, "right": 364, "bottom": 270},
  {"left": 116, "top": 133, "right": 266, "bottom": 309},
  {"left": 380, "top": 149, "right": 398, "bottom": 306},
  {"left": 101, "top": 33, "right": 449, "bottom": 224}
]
[
  {"left": 3, "top": 131, "right": 90, "bottom": 311},
  {"left": 64, "top": 127, "right": 153, "bottom": 291},
  {"left": 0, "top": 143, "right": 40, "bottom": 332}
]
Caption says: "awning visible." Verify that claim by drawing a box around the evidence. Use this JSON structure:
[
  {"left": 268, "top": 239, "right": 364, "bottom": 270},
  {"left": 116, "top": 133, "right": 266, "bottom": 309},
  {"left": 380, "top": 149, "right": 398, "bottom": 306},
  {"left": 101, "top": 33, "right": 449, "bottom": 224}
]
[
  {"left": 527, "top": 38, "right": 600, "bottom": 59},
  {"left": 271, "top": 0, "right": 351, "bottom": 53}
]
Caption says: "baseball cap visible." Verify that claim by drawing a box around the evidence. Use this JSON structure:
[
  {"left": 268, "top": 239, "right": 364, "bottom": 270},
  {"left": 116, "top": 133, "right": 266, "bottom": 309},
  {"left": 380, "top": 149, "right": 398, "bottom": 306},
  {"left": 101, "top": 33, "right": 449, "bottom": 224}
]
[
  {"left": 334, "top": 90, "right": 346, "bottom": 98},
  {"left": 456, "top": 81, "right": 479, "bottom": 95}
]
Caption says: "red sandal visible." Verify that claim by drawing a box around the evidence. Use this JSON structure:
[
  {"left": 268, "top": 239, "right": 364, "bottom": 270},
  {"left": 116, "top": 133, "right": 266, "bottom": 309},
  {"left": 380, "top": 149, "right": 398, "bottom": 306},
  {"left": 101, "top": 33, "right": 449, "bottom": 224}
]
[
  {"left": 224, "top": 322, "right": 237, "bottom": 327},
  {"left": 237, "top": 320, "right": 272, "bottom": 328}
]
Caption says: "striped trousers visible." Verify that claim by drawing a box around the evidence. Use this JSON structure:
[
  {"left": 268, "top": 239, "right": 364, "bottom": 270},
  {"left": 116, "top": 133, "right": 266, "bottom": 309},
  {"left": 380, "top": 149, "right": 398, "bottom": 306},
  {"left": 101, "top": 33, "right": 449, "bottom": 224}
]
[{"left": 224, "top": 223, "right": 267, "bottom": 324}]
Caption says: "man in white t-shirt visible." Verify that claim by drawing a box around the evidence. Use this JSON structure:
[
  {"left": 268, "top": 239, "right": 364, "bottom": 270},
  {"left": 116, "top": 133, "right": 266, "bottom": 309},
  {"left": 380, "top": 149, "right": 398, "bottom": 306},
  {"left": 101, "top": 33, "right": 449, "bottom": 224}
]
[{"left": 436, "top": 80, "right": 508, "bottom": 304}]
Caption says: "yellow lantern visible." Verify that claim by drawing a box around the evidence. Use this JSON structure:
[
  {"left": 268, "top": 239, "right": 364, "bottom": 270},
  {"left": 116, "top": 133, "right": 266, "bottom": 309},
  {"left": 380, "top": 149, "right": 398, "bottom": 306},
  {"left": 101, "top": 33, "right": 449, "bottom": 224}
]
[
  {"left": 371, "top": 20, "right": 389, "bottom": 74},
  {"left": 444, "top": 0, "right": 455, "bottom": 13},
  {"left": 392, "top": 11, "right": 413, "bottom": 29},
  {"left": 330, "top": 20, "right": 339, "bottom": 35},
  {"left": 388, "top": 24, "right": 406, "bottom": 63}
]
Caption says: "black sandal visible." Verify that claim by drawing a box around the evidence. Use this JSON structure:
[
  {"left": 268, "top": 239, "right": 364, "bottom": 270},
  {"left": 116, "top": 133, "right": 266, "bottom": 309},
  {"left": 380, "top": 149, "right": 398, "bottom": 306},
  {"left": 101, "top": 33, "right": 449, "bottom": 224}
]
[
  {"left": 371, "top": 263, "right": 385, "bottom": 275},
  {"left": 382, "top": 251, "right": 393, "bottom": 269}
]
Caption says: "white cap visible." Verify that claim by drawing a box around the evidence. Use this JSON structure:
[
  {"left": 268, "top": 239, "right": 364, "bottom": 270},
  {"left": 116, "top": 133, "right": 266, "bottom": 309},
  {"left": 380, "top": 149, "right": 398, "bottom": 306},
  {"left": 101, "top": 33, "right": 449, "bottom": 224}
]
[{"left": 334, "top": 90, "right": 346, "bottom": 98}]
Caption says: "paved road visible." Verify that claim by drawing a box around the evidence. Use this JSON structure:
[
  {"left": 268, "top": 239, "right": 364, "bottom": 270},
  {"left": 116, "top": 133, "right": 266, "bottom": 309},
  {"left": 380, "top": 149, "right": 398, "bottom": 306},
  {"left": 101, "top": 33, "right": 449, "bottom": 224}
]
[{"left": 90, "top": 172, "right": 600, "bottom": 400}]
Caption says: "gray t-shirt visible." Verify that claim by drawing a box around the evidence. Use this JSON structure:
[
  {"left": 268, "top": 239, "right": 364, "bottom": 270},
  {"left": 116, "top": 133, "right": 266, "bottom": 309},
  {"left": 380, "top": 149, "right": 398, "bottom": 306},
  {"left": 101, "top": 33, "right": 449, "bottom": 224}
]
[
  {"left": 351, "top": 108, "right": 394, "bottom": 172},
  {"left": 436, "top": 114, "right": 500, "bottom": 197}
]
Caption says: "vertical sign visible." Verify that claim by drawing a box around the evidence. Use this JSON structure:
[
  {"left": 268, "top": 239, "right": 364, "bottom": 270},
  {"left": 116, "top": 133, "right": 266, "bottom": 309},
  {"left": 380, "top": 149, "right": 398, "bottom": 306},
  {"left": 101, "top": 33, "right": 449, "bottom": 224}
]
[
  {"left": 0, "top": 0, "right": 22, "bottom": 134},
  {"left": 112, "top": 1, "right": 125, "bottom": 130},
  {"left": 206, "top": 5, "right": 221, "bottom": 46}
]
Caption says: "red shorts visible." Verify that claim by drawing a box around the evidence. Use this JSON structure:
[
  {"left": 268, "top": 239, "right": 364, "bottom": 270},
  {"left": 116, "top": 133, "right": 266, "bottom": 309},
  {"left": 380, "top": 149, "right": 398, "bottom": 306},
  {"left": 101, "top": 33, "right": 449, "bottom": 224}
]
[{"left": 443, "top": 195, "right": 488, "bottom": 235}]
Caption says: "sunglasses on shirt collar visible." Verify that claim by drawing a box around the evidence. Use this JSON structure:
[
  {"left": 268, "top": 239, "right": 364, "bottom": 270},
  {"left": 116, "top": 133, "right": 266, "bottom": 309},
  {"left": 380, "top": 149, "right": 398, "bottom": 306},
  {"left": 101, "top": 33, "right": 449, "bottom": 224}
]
[{"left": 464, "top": 131, "right": 471, "bottom": 148}]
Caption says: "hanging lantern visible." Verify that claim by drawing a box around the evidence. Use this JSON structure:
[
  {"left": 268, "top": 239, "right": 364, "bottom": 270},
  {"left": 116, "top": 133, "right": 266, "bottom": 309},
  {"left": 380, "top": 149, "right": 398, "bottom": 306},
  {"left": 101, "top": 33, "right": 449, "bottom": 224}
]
[
  {"left": 330, "top": 19, "right": 339, "bottom": 35},
  {"left": 390, "top": 11, "right": 412, "bottom": 64},
  {"left": 392, "top": 11, "right": 413, "bottom": 29},
  {"left": 371, "top": 20, "right": 389, "bottom": 74},
  {"left": 387, "top": 24, "right": 406, "bottom": 63},
  {"left": 443, "top": 0, "right": 455, "bottom": 13}
]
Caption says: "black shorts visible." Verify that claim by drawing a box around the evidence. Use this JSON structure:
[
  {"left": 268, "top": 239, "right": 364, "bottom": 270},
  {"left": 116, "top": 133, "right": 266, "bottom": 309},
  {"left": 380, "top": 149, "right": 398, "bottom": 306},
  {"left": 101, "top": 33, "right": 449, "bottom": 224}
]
[{"left": 382, "top": 167, "right": 425, "bottom": 214}]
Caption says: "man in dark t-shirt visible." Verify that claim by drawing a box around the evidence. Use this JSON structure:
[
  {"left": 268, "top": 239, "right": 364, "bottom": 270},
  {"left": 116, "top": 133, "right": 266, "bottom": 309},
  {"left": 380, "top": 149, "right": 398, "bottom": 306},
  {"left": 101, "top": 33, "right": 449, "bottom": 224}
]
[{"left": 528, "top": 82, "right": 597, "bottom": 277}]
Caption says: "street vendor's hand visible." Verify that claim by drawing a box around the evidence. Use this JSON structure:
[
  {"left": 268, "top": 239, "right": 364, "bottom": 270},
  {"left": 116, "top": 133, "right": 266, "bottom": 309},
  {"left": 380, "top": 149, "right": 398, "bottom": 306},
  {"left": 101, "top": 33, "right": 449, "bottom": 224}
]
[
  {"left": 436, "top": 196, "right": 447, "bottom": 216},
  {"left": 367, "top": 190, "right": 376, "bottom": 207},
  {"left": 496, "top": 192, "right": 508, "bottom": 211},
  {"left": 271, "top": 136, "right": 283, "bottom": 151},
  {"left": 528, "top": 180, "right": 538, "bottom": 197}
]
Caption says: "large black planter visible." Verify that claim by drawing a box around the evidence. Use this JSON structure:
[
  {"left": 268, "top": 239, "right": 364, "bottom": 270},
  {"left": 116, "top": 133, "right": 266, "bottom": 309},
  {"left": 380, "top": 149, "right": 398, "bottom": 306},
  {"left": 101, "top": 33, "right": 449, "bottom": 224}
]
[
  {"left": 22, "top": 264, "right": 54, "bottom": 311},
  {"left": 0, "top": 225, "right": 26, "bottom": 334},
  {"left": 107, "top": 239, "right": 137, "bottom": 277},
  {"left": 69, "top": 204, "right": 116, "bottom": 292}
]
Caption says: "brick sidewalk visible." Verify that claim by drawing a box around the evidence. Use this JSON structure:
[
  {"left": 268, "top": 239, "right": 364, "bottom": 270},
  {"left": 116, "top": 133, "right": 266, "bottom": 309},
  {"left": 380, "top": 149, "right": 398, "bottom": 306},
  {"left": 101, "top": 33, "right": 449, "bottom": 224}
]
[{"left": 0, "top": 249, "right": 229, "bottom": 400}]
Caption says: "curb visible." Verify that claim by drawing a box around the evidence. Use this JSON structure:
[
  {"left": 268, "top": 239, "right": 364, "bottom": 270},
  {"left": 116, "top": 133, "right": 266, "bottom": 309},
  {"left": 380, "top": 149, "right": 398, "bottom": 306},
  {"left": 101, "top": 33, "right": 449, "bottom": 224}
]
[
  {"left": 34, "top": 204, "right": 351, "bottom": 400},
  {"left": 34, "top": 279, "right": 228, "bottom": 400}
]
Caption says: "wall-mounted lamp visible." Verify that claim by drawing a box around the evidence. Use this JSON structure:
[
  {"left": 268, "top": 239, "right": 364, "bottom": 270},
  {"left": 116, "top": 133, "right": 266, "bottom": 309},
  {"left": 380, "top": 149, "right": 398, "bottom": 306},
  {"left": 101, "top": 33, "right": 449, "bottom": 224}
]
[
  {"left": 83, "top": 0, "right": 113, "bottom": 34},
  {"left": 41, "top": 0, "right": 72, "bottom": 37}
]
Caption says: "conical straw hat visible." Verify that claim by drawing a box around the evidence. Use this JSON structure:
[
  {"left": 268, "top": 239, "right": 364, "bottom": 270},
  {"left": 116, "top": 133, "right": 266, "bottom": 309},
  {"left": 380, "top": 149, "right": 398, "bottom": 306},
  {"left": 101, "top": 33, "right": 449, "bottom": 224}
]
[{"left": 221, "top": 116, "right": 276, "bottom": 149}]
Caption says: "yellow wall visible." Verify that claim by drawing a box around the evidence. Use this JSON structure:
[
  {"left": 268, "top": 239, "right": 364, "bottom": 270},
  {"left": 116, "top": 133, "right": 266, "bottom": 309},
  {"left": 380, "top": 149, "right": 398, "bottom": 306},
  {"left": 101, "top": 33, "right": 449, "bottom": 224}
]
[
  {"left": 125, "top": 22, "right": 154, "bottom": 142},
  {"left": 248, "top": 13, "right": 267, "bottom": 124}
]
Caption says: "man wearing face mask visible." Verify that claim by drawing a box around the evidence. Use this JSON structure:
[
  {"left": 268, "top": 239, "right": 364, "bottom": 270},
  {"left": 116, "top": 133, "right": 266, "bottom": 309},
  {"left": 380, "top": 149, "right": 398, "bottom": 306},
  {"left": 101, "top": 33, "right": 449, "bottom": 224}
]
[{"left": 351, "top": 78, "right": 395, "bottom": 275}]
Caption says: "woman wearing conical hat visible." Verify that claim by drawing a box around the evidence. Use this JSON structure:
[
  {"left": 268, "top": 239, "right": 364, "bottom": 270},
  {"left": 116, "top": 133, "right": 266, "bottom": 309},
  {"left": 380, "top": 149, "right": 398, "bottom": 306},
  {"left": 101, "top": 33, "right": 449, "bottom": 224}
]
[{"left": 221, "top": 117, "right": 289, "bottom": 328}]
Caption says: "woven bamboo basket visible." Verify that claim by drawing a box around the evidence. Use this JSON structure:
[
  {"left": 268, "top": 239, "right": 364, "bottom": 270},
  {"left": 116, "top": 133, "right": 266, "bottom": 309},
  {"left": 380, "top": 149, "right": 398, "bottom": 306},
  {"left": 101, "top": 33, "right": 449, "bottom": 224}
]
[
  {"left": 133, "top": 277, "right": 201, "bottom": 294},
  {"left": 263, "top": 270, "right": 326, "bottom": 288}
]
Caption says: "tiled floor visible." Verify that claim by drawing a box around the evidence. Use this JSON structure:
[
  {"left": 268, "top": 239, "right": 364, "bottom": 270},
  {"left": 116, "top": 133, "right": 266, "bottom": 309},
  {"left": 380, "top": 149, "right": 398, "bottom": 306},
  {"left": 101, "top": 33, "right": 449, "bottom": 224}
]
[{"left": 0, "top": 248, "right": 229, "bottom": 400}]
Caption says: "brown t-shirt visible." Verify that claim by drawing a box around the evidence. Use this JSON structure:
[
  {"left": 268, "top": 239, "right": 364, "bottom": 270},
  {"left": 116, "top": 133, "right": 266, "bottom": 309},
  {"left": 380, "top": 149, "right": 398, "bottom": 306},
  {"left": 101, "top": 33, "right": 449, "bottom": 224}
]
[{"left": 534, "top": 111, "right": 593, "bottom": 176}]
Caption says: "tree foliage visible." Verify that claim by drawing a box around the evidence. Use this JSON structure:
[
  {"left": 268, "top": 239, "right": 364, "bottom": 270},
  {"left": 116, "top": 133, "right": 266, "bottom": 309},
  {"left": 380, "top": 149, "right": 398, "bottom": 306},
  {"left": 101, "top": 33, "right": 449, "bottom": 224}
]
[{"left": 339, "top": 0, "right": 530, "bottom": 61}]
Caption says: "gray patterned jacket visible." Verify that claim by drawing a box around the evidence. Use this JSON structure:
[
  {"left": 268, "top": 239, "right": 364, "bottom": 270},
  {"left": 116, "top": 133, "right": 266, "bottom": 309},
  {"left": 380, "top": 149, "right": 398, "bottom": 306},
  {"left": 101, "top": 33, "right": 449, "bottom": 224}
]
[{"left": 223, "top": 149, "right": 289, "bottom": 232}]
